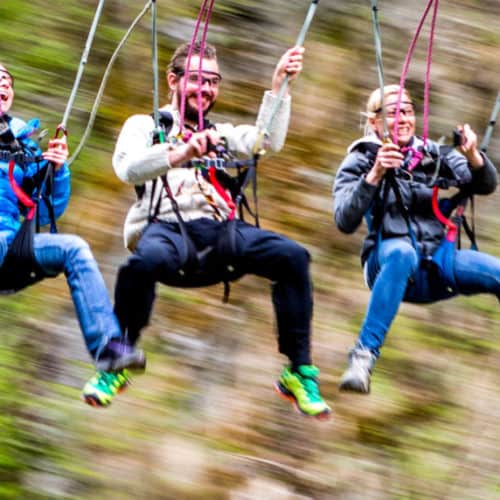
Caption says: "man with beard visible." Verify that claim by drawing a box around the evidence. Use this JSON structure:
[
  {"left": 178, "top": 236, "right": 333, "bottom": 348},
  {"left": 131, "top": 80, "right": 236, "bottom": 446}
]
[{"left": 88, "top": 41, "right": 330, "bottom": 419}]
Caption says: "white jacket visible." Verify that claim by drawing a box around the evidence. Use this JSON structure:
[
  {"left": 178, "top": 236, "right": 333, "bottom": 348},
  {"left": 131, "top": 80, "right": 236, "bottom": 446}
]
[{"left": 113, "top": 91, "right": 291, "bottom": 250}]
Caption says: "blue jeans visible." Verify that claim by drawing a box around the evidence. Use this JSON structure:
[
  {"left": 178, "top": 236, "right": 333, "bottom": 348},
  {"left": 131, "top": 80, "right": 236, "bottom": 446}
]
[
  {"left": 360, "top": 237, "right": 500, "bottom": 356},
  {"left": 33, "top": 233, "right": 121, "bottom": 358}
]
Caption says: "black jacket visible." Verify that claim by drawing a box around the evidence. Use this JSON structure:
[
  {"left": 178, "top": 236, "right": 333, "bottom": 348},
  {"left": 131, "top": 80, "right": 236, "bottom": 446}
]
[{"left": 333, "top": 134, "right": 497, "bottom": 264}]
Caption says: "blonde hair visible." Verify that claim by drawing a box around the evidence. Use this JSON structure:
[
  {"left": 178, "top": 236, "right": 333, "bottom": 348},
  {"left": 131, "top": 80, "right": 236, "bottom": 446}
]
[{"left": 363, "top": 84, "right": 412, "bottom": 135}]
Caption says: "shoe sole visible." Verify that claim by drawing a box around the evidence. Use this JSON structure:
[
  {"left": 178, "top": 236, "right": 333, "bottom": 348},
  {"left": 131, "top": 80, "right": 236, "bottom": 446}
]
[
  {"left": 274, "top": 381, "right": 331, "bottom": 421},
  {"left": 338, "top": 379, "right": 370, "bottom": 394},
  {"left": 95, "top": 351, "right": 147, "bottom": 373},
  {"left": 82, "top": 394, "right": 108, "bottom": 408}
]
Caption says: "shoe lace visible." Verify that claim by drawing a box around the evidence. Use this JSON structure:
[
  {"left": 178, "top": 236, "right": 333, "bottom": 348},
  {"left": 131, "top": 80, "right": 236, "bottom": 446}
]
[
  {"left": 350, "top": 350, "right": 373, "bottom": 374},
  {"left": 300, "top": 375, "right": 322, "bottom": 402},
  {"left": 96, "top": 370, "right": 127, "bottom": 389}
]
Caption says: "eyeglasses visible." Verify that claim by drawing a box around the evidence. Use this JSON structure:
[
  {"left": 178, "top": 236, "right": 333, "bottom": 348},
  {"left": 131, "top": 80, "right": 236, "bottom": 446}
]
[
  {"left": 375, "top": 102, "right": 415, "bottom": 118},
  {"left": 180, "top": 71, "right": 222, "bottom": 87},
  {"left": 0, "top": 70, "right": 13, "bottom": 87}
]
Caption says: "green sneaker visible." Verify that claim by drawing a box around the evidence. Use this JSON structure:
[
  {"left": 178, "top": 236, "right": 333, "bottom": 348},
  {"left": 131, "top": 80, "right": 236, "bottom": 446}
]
[
  {"left": 82, "top": 370, "right": 130, "bottom": 408},
  {"left": 275, "top": 365, "right": 331, "bottom": 420}
]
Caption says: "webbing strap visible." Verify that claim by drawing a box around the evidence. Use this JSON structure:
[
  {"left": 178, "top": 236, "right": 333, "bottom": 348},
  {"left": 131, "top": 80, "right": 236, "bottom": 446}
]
[
  {"left": 208, "top": 166, "right": 236, "bottom": 219},
  {"left": 0, "top": 150, "right": 27, "bottom": 165}
]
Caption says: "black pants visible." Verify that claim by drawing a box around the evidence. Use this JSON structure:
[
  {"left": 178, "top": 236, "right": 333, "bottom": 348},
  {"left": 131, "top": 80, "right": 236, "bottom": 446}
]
[{"left": 114, "top": 218, "right": 313, "bottom": 367}]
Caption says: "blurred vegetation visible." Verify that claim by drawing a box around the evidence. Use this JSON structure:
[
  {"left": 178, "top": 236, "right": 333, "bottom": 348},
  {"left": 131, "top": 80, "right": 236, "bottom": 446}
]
[{"left": 0, "top": 0, "right": 499, "bottom": 498}]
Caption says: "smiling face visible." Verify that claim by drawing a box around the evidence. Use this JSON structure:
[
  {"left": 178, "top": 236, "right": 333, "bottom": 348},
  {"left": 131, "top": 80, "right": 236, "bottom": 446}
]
[
  {"left": 367, "top": 86, "right": 416, "bottom": 147},
  {"left": 0, "top": 64, "right": 14, "bottom": 113},
  {"left": 168, "top": 55, "right": 220, "bottom": 125}
]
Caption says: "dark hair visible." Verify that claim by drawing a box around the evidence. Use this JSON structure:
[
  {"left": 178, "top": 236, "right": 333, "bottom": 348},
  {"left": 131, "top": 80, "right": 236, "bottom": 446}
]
[
  {"left": 167, "top": 41, "right": 217, "bottom": 76},
  {"left": 0, "top": 66, "right": 14, "bottom": 87}
]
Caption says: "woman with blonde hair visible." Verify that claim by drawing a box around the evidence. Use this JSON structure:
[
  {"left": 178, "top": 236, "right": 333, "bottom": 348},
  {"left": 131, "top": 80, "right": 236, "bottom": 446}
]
[{"left": 333, "top": 84, "right": 499, "bottom": 393}]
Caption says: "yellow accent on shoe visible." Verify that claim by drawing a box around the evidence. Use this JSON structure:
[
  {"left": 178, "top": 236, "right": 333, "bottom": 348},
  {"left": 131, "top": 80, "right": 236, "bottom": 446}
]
[
  {"left": 82, "top": 370, "right": 130, "bottom": 408},
  {"left": 275, "top": 365, "right": 331, "bottom": 419}
]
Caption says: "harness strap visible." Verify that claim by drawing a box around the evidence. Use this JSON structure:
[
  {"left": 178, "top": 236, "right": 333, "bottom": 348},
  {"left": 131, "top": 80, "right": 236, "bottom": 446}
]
[
  {"left": 0, "top": 150, "right": 27, "bottom": 165},
  {"left": 208, "top": 165, "right": 236, "bottom": 219},
  {"left": 8, "top": 160, "right": 36, "bottom": 220},
  {"left": 157, "top": 173, "right": 198, "bottom": 273}
]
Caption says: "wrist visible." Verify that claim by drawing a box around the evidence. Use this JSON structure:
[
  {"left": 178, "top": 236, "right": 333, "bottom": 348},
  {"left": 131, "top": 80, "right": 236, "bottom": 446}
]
[
  {"left": 168, "top": 144, "right": 188, "bottom": 166},
  {"left": 366, "top": 166, "right": 384, "bottom": 185},
  {"left": 467, "top": 150, "right": 484, "bottom": 169}
]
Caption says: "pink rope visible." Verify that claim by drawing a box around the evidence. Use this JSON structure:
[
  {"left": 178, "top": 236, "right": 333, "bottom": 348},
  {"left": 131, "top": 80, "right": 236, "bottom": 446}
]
[
  {"left": 179, "top": 0, "right": 215, "bottom": 132},
  {"left": 393, "top": 0, "right": 439, "bottom": 153},
  {"left": 179, "top": 0, "right": 209, "bottom": 132},
  {"left": 196, "top": 0, "right": 215, "bottom": 131}
]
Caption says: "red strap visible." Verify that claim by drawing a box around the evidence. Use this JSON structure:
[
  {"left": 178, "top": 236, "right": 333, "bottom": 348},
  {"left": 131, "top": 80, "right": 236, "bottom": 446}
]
[
  {"left": 432, "top": 186, "right": 457, "bottom": 242},
  {"left": 8, "top": 159, "right": 36, "bottom": 220},
  {"left": 208, "top": 166, "right": 236, "bottom": 220}
]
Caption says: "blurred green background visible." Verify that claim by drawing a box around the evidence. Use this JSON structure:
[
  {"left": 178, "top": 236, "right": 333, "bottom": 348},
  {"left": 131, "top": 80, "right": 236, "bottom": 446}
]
[{"left": 1, "top": 0, "right": 499, "bottom": 498}]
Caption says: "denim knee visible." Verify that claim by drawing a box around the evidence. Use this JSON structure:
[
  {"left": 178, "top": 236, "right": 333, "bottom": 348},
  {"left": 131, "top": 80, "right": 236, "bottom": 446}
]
[
  {"left": 367, "top": 239, "right": 419, "bottom": 289},
  {"left": 381, "top": 239, "right": 418, "bottom": 271}
]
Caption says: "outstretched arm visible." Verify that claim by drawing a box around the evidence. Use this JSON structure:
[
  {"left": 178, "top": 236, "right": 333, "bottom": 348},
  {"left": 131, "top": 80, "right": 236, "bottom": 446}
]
[
  {"left": 270, "top": 46, "right": 305, "bottom": 97},
  {"left": 454, "top": 123, "right": 497, "bottom": 194}
]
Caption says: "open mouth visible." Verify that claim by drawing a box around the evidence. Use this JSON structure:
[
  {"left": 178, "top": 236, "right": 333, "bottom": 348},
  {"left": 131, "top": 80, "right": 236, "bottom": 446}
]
[{"left": 0, "top": 92, "right": 9, "bottom": 102}]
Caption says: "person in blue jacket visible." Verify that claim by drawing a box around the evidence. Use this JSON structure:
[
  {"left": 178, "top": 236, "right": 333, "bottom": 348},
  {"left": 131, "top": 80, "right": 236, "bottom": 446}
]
[
  {"left": 333, "top": 84, "right": 499, "bottom": 393},
  {"left": 0, "top": 64, "right": 144, "bottom": 407}
]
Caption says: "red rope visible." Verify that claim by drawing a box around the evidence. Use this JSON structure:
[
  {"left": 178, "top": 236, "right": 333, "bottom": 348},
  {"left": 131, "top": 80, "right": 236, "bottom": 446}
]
[
  {"left": 432, "top": 186, "right": 457, "bottom": 242},
  {"left": 8, "top": 160, "right": 36, "bottom": 220}
]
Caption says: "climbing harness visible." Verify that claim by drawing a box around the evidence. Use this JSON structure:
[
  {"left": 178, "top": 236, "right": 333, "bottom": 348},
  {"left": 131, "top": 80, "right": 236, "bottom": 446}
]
[
  {"left": 365, "top": 0, "right": 488, "bottom": 298},
  {"left": 0, "top": 1, "right": 106, "bottom": 293},
  {"left": 141, "top": 0, "right": 320, "bottom": 302}
]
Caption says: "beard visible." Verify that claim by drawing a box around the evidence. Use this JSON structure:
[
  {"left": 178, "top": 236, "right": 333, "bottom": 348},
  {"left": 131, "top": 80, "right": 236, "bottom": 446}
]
[{"left": 177, "top": 88, "right": 215, "bottom": 125}]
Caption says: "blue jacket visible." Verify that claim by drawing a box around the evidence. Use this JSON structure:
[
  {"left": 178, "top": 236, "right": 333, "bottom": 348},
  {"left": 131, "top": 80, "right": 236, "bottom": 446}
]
[{"left": 0, "top": 115, "right": 70, "bottom": 246}]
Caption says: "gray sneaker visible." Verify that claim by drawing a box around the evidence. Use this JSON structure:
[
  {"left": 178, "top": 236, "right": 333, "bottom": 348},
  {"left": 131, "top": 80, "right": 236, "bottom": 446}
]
[{"left": 339, "top": 347, "right": 376, "bottom": 394}]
